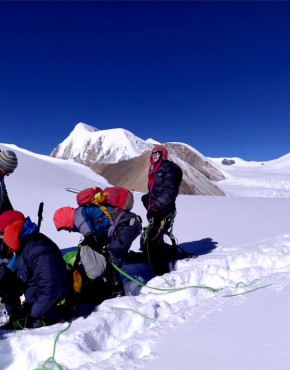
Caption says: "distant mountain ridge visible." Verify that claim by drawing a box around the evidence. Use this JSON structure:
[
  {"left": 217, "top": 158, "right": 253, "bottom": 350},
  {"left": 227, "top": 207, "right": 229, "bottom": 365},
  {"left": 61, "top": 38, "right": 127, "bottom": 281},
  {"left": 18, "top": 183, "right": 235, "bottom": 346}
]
[{"left": 51, "top": 122, "right": 226, "bottom": 195}]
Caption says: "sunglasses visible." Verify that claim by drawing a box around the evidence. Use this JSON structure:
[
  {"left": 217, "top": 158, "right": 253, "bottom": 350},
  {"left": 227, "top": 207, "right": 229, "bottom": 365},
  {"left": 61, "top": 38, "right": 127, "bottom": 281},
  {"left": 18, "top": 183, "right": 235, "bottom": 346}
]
[{"left": 151, "top": 151, "right": 162, "bottom": 156}]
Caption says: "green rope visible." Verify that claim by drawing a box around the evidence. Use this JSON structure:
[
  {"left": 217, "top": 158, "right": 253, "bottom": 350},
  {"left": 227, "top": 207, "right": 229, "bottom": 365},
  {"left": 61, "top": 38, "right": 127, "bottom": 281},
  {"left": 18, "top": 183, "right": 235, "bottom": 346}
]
[
  {"left": 12, "top": 318, "right": 46, "bottom": 330},
  {"left": 34, "top": 322, "right": 72, "bottom": 370},
  {"left": 144, "top": 225, "right": 173, "bottom": 287},
  {"left": 222, "top": 284, "right": 273, "bottom": 297},
  {"left": 112, "top": 306, "right": 158, "bottom": 322},
  {"left": 235, "top": 279, "right": 259, "bottom": 288},
  {"left": 111, "top": 259, "right": 274, "bottom": 299},
  {"left": 110, "top": 280, "right": 272, "bottom": 326},
  {"left": 145, "top": 224, "right": 154, "bottom": 274},
  {"left": 111, "top": 261, "right": 221, "bottom": 293}
]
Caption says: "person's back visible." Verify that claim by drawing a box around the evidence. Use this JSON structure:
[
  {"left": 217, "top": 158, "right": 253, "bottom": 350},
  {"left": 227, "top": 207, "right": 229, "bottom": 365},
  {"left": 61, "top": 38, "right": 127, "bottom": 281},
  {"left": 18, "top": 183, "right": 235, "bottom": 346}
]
[
  {"left": 0, "top": 149, "right": 18, "bottom": 215},
  {"left": 74, "top": 203, "right": 114, "bottom": 242},
  {"left": 15, "top": 231, "right": 68, "bottom": 319},
  {"left": 54, "top": 200, "right": 142, "bottom": 298}
]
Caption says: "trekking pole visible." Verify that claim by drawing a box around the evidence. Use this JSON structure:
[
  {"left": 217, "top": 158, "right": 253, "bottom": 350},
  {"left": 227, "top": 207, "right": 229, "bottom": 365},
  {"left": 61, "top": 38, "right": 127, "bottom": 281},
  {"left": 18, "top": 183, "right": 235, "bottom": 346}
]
[
  {"left": 65, "top": 188, "right": 80, "bottom": 194},
  {"left": 37, "top": 202, "right": 44, "bottom": 231}
]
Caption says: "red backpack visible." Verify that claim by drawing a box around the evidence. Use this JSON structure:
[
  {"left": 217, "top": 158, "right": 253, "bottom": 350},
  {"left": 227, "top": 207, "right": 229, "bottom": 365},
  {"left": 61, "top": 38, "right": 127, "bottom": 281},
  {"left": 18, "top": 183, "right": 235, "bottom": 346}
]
[
  {"left": 100, "top": 186, "right": 134, "bottom": 211},
  {"left": 76, "top": 186, "right": 134, "bottom": 211},
  {"left": 76, "top": 187, "right": 102, "bottom": 206}
]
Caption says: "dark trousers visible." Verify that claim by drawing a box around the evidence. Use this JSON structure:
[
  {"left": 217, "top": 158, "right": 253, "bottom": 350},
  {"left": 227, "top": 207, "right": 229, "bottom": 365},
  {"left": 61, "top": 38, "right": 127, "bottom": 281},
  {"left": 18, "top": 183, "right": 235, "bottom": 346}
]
[{"left": 142, "top": 217, "right": 172, "bottom": 276}]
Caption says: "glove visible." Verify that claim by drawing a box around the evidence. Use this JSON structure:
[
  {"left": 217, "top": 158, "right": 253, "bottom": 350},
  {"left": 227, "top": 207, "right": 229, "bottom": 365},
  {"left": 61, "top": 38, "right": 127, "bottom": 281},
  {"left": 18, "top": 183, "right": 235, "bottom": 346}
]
[
  {"left": 10, "top": 301, "right": 31, "bottom": 319},
  {"left": 81, "top": 233, "right": 107, "bottom": 253},
  {"left": 146, "top": 208, "right": 157, "bottom": 221},
  {"left": 141, "top": 193, "right": 149, "bottom": 209}
]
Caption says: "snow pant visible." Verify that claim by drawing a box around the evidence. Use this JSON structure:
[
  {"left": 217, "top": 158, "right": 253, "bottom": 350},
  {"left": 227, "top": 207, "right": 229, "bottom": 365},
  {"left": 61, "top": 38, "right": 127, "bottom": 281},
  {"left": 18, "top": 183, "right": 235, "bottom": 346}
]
[
  {"left": 107, "top": 220, "right": 142, "bottom": 297},
  {"left": 141, "top": 216, "right": 172, "bottom": 276},
  {"left": 109, "top": 221, "right": 142, "bottom": 267}
]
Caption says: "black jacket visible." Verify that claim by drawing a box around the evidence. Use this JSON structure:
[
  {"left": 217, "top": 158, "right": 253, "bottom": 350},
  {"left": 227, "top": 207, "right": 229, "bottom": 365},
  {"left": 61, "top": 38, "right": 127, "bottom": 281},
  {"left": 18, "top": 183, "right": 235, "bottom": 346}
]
[
  {"left": 143, "top": 160, "right": 182, "bottom": 219},
  {"left": 0, "top": 178, "right": 13, "bottom": 215},
  {"left": 14, "top": 233, "right": 67, "bottom": 319}
]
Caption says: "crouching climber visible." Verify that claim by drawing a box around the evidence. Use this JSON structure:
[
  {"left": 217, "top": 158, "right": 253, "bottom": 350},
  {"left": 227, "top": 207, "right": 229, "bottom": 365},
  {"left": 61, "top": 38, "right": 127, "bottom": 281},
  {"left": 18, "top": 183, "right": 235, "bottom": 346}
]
[
  {"left": 0, "top": 210, "right": 67, "bottom": 329},
  {"left": 53, "top": 200, "right": 142, "bottom": 300}
]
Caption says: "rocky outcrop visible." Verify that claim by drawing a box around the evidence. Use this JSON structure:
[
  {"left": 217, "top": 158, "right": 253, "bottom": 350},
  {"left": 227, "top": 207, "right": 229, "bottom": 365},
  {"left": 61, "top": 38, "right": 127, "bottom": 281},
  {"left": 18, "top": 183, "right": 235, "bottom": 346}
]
[
  {"left": 89, "top": 151, "right": 226, "bottom": 196},
  {"left": 222, "top": 158, "right": 235, "bottom": 165},
  {"left": 51, "top": 123, "right": 226, "bottom": 196},
  {"left": 166, "top": 143, "right": 225, "bottom": 181}
]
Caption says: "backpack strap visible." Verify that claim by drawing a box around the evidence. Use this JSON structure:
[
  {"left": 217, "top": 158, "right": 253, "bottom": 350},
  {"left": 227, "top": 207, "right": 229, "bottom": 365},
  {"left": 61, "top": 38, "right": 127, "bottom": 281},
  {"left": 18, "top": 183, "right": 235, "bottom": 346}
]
[
  {"left": 107, "top": 211, "right": 126, "bottom": 238},
  {"left": 91, "top": 199, "right": 112, "bottom": 219}
]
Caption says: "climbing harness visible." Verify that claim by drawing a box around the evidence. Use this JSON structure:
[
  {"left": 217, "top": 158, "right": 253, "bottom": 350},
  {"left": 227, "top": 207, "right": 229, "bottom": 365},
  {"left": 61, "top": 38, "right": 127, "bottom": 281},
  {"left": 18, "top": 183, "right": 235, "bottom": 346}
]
[{"left": 148, "top": 211, "right": 176, "bottom": 242}]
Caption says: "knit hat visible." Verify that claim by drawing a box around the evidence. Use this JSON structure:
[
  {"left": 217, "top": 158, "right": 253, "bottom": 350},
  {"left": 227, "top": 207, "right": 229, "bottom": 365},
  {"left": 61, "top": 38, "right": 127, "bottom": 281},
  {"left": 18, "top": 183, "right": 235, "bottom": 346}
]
[
  {"left": 0, "top": 150, "right": 18, "bottom": 173},
  {"left": 0, "top": 210, "right": 25, "bottom": 232}
]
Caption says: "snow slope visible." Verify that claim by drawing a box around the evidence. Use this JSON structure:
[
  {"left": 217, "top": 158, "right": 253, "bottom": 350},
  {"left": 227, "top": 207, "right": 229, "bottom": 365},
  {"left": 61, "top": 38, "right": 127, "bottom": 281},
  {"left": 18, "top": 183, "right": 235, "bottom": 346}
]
[{"left": 1, "top": 144, "right": 290, "bottom": 370}]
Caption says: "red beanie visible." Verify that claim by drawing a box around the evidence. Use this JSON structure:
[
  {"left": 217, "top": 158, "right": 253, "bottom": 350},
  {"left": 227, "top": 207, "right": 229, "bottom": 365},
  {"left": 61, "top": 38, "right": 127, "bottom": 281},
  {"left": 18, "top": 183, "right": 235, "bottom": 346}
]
[{"left": 0, "top": 210, "right": 25, "bottom": 233}]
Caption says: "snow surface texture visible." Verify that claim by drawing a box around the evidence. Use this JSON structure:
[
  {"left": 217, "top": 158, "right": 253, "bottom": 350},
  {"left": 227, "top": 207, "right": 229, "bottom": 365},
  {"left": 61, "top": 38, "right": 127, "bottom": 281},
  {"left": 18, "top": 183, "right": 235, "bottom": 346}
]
[{"left": 1, "top": 144, "right": 290, "bottom": 370}]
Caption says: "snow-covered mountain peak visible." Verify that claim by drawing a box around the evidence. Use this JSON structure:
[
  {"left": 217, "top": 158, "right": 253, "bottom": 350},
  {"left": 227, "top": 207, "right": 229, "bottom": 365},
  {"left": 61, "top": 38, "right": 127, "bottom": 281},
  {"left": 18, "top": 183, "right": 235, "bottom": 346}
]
[
  {"left": 73, "top": 122, "right": 100, "bottom": 134},
  {"left": 145, "top": 138, "right": 160, "bottom": 145},
  {"left": 51, "top": 123, "right": 227, "bottom": 194},
  {"left": 51, "top": 124, "right": 152, "bottom": 163}
]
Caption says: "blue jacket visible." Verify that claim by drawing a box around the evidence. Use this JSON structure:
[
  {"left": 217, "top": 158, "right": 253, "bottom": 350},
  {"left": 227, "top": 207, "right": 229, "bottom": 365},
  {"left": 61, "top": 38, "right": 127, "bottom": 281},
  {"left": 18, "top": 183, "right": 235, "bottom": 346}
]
[
  {"left": 14, "top": 218, "right": 67, "bottom": 319},
  {"left": 74, "top": 204, "right": 114, "bottom": 238}
]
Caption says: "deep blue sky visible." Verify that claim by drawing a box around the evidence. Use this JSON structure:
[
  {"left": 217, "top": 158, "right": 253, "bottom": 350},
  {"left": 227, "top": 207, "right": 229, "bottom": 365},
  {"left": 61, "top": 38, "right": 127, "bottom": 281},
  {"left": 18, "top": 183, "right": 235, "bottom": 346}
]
[{"left": 1, "top": 1, "right": 290, "bottom": 161}]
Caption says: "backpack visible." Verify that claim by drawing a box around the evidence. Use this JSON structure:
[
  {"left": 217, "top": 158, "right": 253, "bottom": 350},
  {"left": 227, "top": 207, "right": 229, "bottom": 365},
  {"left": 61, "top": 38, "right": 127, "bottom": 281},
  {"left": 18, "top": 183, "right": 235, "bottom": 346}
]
[
  {"left": 62, "top": 247, "right": 109, "bottom": 305},
  {"left": 79, "top": 244, "right": 107, "bottom": 280},
  {"left": 76, "top": 187, "right": 102, "bottom": 207},
  {"left": 168, "top": 161, "right": 183, "bottom": 188},
  {"left": 76, "top": 186, "right": 134, "bottom": 211},
  {"left": 100, "top": 186, "right": 134, "bottom": 211},
  {"left": 75, "top": 186, "right": 140, "bottom": 244}
]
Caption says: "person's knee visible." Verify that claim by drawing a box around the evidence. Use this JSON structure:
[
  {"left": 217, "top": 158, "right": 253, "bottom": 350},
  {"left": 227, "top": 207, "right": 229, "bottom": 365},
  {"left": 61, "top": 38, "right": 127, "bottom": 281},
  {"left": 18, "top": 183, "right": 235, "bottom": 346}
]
[{"left": 109, "top": 246, "right": 126, "bottom": 265}]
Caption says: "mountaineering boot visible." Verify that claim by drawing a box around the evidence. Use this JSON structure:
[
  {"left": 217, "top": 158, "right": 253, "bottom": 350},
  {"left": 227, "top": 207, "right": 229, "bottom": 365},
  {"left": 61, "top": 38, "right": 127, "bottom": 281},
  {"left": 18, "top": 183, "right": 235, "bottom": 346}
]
[
  {"left": 103, "top": 258, "right": 125, "bottom": 299},
  {"left": 108, "top": 269, "right": 125, "bottom": 298}
]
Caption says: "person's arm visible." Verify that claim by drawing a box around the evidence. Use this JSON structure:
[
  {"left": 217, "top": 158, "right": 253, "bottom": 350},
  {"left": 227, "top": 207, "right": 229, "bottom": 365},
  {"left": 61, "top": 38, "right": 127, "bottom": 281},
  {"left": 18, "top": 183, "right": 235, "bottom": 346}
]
[
  {"left": 0, "top": 179, "right": 13, "bottom": 213},
  {"left": 28, "top": 251, "right": 62, "bottom": 319},
  {"left": 149, "top": 167, "right": 179, "bottom": 211}
]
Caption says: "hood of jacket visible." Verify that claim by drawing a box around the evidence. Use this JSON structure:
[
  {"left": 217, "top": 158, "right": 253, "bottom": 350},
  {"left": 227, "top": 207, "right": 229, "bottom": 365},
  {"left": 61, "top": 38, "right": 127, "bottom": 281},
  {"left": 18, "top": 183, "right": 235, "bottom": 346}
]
[{"left": 3, "top": 217, "right": 38, "bottom": 252}]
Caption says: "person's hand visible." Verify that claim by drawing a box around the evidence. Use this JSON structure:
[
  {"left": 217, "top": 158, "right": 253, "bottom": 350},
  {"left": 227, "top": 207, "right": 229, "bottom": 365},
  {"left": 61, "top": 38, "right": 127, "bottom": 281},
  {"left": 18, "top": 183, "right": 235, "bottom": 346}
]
[
  {"left": 81, "top": 233, "right": 107, "bottom": 253},
  {"left": 12, "top": 302, "right": 31, "bottom": 319},
  {"left": 146, "top": 208, "right": 157, "bottom": 221}
]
